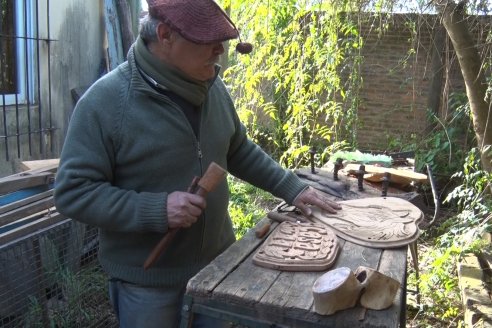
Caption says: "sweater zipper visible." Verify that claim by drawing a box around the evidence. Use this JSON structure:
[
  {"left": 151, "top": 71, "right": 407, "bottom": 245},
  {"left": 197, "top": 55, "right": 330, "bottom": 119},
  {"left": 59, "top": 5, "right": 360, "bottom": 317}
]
[
  {"left": 197, "top": 142, "right": 203, "bottom": 166},
  {"left": 139, "top": 76, "right": 203, "bottom": 170},
  {"left": 197, "top": 107, "right": 205, "bottom": 262}
]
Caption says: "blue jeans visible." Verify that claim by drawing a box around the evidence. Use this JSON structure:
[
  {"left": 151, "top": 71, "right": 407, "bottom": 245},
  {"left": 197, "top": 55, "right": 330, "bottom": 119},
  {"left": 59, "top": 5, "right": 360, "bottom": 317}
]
[{"left": 108, "top": 279, "right": 230, "bottom": 328}]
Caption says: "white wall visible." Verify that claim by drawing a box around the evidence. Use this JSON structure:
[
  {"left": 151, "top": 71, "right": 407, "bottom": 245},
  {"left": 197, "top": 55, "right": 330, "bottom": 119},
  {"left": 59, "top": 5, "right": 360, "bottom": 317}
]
[{"left": 49, "top": 0, "right": 105, "bottom": 156}]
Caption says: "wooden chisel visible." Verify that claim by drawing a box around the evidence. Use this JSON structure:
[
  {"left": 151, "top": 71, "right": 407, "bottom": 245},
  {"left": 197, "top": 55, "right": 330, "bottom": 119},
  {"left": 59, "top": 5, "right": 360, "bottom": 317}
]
[{"left": 143, "top": 162, "right": 227, "bottom": 270}]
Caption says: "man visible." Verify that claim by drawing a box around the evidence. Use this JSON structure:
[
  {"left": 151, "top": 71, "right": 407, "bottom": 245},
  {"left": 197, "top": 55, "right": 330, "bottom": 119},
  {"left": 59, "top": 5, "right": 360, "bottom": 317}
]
[{"left": 54, "top": 0, "right": 340, "bottom": 327}]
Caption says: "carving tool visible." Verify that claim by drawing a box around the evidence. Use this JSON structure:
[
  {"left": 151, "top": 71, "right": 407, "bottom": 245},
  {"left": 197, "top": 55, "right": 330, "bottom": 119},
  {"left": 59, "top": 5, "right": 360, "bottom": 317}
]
[
  {"left": 255, "top": 220, "right": 271, "bottom": 238},
  {"left": 355, "top": 164, "right": 366, "bottom": 191},
  {"left": 333, "top": 158, "right": 344, "bottom": 181},
  {"left": 309, "top": 147, "right": 317, "bottom": 174},
  {"left": 267, "top": 210, "right": 309, "bottom": 223},
  {"left": 143, "top": 162, "right": 227, "bottom": 270}
]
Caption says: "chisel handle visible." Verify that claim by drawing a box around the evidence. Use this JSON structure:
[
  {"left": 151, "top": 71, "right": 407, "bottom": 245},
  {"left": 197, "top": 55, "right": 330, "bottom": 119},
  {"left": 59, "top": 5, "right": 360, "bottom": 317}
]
[{"left": 143, "top": 162, "right": 227, "bottom": 270}]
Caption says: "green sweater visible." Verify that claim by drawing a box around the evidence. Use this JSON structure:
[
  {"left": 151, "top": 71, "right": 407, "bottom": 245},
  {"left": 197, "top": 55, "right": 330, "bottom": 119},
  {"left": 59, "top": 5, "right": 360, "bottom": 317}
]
[{"left": 54, "top": 45, "right": 307, "bottom": 287}]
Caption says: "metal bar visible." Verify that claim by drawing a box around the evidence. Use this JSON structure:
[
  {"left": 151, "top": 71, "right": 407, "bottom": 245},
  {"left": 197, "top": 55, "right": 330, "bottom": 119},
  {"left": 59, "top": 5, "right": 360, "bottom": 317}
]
[
  {"left": 35, "top": 0, "right": 43, "bottom": 156},
  {"left": 180, "top": 294, "right": 193, "bottom": 328},
  {"left": 0, "top": 126, "right": 58, "bottom": 139},
  {"left": 23, "top": 0, "right": 33, "bottom": 156},
  {"left": 15, "top": 94, "right": 20, "bottom": 157},
  {"left": 0, "top": 33, "right": 57, "bottom": 42},
  {"left": 425, "top": 163, "right": 440, "bottom": 227},
  {"left": 47, "top": 0, "right": 54, "bottom": 154},
  {"left": 2, "top": 95, "right": 9, "bottom": 161},
  {"left": 32, "top": 236, "right": 50, "bottom": 326},
  {"left": 408, "top": 241, "right": 420, "bottom": 304},
  {"left": 399, "top": 268, "right": 407, "bottom": 327},
  {"left": 0, "top": 0, "right": 17, "bottom": 94}
]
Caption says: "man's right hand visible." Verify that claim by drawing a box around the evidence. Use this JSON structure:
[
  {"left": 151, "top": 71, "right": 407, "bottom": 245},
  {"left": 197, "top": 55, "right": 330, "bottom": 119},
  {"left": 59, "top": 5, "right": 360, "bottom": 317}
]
[{"left": 167, "top": 191, "right": 206, "bottom": 229}]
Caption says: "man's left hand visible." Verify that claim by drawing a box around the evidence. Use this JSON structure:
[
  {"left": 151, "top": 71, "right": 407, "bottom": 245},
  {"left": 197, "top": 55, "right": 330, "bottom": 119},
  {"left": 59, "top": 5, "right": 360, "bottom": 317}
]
[{"left": 292, "top": 186, "right": 341, "bottom": 217}]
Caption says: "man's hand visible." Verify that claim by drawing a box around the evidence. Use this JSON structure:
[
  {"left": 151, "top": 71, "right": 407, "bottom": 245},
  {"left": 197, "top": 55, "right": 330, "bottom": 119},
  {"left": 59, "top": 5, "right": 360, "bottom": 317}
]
[
  {"left": 292, "top": 186, "right": 341, "bottom": 217},
  {"left": 167, "top": 191, "right": 206, "bottom": 229}
]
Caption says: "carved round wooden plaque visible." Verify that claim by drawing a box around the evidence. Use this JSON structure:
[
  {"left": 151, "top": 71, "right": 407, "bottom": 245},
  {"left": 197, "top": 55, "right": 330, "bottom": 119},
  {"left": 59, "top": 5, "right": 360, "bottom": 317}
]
[
  {"left": 252, "top": 221, "right": 339, "bottom": 271},
  {"left": 310, "top": 197, "right": 423, "bottom": 248}
]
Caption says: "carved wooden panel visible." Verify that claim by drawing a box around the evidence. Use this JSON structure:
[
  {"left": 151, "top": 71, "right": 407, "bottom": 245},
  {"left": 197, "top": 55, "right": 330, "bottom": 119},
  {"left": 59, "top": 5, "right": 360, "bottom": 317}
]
[
  {"left": 253, "top": 221, "right": 339, "bottom": 271},
  {"left": 310, "top": 197, "right": 423, "bottom": 248}
]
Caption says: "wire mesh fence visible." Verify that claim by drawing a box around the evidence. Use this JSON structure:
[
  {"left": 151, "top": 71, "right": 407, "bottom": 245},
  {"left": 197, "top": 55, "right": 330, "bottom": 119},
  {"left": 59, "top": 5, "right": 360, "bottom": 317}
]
[{"left": 0, "top": 216, "right": 118, "bottom": 328}]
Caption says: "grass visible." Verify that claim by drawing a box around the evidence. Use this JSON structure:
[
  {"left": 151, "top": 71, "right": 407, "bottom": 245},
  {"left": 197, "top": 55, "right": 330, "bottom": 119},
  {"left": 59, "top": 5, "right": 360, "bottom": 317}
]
[
  {"left": 228, "top": 176, "right": 280, "bottom": 239},
  {"left": 405, "top": 232, "right": 464, "bottom": 327}
]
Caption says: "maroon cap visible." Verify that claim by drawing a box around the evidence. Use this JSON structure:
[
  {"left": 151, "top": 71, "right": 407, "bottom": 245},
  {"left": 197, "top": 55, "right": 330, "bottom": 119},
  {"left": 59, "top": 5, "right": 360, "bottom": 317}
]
[{"left": 147, "top": 0, "right": 240, "bottom": 44}]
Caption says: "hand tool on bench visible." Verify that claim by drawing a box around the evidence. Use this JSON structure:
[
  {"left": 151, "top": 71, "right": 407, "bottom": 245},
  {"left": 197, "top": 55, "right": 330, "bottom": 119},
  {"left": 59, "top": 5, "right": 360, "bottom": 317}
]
[
  {"left": 267, "top": 203, "right": 311, "bottom": 223},
  {"left": 143, "top": 162, "right": 227, "bottom": 270},
  {"left": 255, "top": 220, "right": 272, "bottom": 238},
  {"left": 267, "top": 211, "right": 310, "bottom": 223}
]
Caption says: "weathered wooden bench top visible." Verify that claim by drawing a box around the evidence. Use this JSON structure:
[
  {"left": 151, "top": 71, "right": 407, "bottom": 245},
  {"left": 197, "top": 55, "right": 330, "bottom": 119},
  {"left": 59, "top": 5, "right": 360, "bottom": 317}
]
[{"left": 181, "top": 217, "right": 407, "bottom": 328}]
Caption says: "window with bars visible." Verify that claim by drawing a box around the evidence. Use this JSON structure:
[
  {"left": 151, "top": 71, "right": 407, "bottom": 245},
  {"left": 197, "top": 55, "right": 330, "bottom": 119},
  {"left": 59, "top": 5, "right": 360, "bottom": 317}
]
[
  {"left": 0, "top": 1, "right": 16, "bottom": 95},
  {"left": 0, "top": 0, "right": 55, "bottom": 164},
  {"left": 1, "top": 0, "right": 36, "bottom": 106}
]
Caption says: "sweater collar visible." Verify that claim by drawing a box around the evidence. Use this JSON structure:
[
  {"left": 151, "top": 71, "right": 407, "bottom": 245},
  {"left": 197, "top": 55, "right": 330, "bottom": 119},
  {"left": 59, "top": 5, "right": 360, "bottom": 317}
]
[{"left": 133, "top": 36, "right": 211, "bottom": 106}]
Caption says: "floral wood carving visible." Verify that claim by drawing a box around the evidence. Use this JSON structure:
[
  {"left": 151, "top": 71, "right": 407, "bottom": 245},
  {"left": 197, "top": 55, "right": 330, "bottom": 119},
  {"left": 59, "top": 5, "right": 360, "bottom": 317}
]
[{"left": 310, "top": 197, "right": 423, "bottom": 248}]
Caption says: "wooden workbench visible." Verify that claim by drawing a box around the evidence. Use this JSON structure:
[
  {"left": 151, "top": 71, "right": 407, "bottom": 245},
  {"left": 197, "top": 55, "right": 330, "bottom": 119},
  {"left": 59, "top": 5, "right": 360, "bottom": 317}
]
[
  {"left": 180, "top": 217, "right": 408, "bottom": 328},
  {"left": 180, "top": 166, "right": 418, "bottom": 327}
]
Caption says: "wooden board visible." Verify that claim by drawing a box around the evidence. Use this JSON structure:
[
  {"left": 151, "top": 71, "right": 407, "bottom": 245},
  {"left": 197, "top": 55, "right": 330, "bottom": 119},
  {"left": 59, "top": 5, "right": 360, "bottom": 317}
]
[
  {"left": 311, "top": 197, "right": 423, "bottom": 248},
  {"left": 104, "top": 0, "right": 124, "bottom": 70},
  {"left": 344, "top": 163, "right": 428, "bottom": 186},
  {"left": 0, "top": 210, "right": 67, "bottom": 245},
  {"left": 0, "top": 171, "right": 54, "bottom": 195},
  {"left": 19, "top": 159, "right": 59, "bottom": 172},
  {"left": 0, "top": 186, "right": 52, "bottom": 207},
  {"left": 0, "top": 196, "right": 54, "bottom": 227}
]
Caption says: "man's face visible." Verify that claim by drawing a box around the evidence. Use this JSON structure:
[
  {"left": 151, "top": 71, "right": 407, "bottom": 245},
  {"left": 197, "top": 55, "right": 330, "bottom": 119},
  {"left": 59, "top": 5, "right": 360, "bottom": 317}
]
[{"left": 168, "top": 33, "right": 225, "bottom": 82}]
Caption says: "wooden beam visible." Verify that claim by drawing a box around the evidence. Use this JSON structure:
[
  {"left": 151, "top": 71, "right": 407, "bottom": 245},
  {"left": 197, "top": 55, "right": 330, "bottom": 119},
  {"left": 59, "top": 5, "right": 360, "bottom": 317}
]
[
  {"left": 116, "top": 0, "right": 135, "bottom": 57},
  {"left": 0, "top": 190, "right": 53, "bottom": 215},
  {"left": 19, "top": 158, "right": 60, "bottom": 172},
  {"left": 344, "top": 163, "right": 428, "bottom": 186},
  {"left": 0, "top": 211, "right": 68, "bottom": 246},
  {"left": 104, "top": 0, "right": 124, "bottom": 70},
  {"left": 0, "top": 196, "right": 55, "bottom": 227},
  {"left": 0, "top": 171, "right": 54, "bottom": 195}
]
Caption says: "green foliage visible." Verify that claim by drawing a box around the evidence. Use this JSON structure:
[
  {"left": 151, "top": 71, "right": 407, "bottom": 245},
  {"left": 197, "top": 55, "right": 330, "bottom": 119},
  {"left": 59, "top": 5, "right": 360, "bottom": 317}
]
[
  {"left": 23, "top": 265, "right": 109, "bottom": 327},
  {"left": 221, "top": 0, "right": 364, "bottom": 168},
  {"left": 385, "top": 132, "right": 418, "bottom": 152},
  {"left": 21, "top": 234, "right": 111, "bottom": 327},
  {"left": 228, "top": 176, "right": 278, "bottom": 239},
  {"left": 415, "top": 92, "right": 475, "bottom": 175},
  {"left": 47, "top": 267, "right": 108, "bottom": 327},
  {"left": 408, "top": 147, "right": 492, "bottom": 327},
  {"left": 407, "top": 242, "right": 463, "bottom": 325},
  {"left": 443, "top": 147, "right": 492, "bottom": 240}
]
